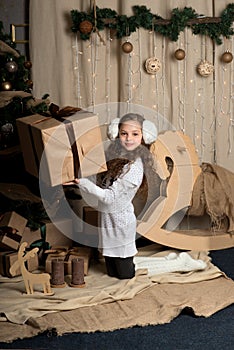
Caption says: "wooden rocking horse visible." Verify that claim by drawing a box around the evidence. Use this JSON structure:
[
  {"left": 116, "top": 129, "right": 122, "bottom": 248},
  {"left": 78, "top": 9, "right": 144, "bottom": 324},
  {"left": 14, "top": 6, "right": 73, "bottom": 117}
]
[
  {"left": 137, "top": 130, "right": 234, "bottom": 251},
  {"left": 10, "top": 242, "right": 53, "bottom": 295}
]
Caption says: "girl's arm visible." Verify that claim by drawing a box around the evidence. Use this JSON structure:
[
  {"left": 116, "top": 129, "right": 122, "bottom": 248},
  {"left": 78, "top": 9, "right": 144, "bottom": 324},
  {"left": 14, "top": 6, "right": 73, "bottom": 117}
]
[{"left": 64, "top": 159, "right": 143, "bottom": 206}]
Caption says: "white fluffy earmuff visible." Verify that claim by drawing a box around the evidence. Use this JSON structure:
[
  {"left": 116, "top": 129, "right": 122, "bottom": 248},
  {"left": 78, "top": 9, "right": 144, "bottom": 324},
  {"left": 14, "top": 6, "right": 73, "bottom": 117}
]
[
  {"left": 107, "top": 117, "right": 158, "bottom": 144},
  {"left": 107, "top": 118, "right": 120, "bottom": 141},
  {"left": 142, "top": 120, "right": 158, "bottom": 144}
]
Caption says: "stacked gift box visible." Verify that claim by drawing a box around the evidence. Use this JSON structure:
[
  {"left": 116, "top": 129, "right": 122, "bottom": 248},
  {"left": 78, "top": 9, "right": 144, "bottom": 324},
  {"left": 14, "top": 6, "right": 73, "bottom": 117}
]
[
  {"left": 0, "top": 212, "right": 94, "bottom": 277},
  {"left": 0, "top": 110, "right": 105, "bottom": 277},
  {"left": 0, "top": 210, "right": 92, "bottom": 277}
]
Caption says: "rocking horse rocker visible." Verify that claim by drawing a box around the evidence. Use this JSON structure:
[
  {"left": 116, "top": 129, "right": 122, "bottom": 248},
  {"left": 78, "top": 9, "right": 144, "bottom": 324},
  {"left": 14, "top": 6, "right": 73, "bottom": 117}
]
[{"left": 137, "top": 130, "right": 234, "bottom": 251}]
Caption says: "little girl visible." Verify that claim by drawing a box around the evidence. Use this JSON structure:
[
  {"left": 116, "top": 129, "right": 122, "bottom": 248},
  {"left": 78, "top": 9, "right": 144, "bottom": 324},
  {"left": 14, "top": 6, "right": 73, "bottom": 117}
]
[{"left": 65, "top": 113, "right": 158, "bottom": 279}]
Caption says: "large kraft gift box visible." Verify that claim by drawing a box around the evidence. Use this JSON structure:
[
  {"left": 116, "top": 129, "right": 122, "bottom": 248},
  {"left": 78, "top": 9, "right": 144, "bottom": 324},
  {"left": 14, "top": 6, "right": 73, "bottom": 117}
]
[
  {"left": 16, "top": 111, "right": 107, "bottom": 186},
  {"left": 0, "top": 211, "right": 27, "bottom": 250},
  {"left": 45, "top": 246, "right": 92, "bottom": 276},
  {"left": 0, "top": 250, "right": 39, "bottom": 277}
]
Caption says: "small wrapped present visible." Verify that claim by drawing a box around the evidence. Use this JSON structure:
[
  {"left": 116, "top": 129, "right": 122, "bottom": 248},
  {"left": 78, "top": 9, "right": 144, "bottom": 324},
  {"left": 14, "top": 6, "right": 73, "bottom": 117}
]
[
  {"left": 45, "top": 246, "right": 92, "bottom": 276},
  {"left": 83, "top": 206, "right": 99, "bottom": 227},
  {"left": 21, "top": 218, "right": 74, "bottom": 264},
  {"left": 0, "top": 249, "right": 39, "bottom": 277},
  {"left": 0, "top": 211, "right": 27, "bottom": 250}
]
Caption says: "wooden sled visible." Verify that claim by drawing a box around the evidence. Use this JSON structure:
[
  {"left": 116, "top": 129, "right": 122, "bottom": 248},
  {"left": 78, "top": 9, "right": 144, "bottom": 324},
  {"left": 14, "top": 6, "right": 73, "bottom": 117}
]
[{"left": 137, "top": 130, "right": 234, "bottom": 251}]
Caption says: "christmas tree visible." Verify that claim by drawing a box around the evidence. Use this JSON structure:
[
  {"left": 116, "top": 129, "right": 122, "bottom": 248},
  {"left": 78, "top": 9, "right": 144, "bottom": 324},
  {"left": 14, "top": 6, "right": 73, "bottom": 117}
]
[
  {"left": 0, "top": 21, "right": 32, "bottom": 92},
  {"left": 0, "top": 21, "right": 49, "bottom": 150}
]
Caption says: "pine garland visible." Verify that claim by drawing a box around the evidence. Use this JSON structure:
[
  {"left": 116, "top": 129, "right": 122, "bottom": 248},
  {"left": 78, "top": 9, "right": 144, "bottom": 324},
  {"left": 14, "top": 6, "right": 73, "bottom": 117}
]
[{"left": 71, "top": 4, "right": 234, "bottom": 44}]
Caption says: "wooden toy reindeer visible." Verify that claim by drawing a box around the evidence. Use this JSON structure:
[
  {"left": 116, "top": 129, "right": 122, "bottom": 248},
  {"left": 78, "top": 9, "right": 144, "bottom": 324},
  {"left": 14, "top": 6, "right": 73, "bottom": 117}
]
[{"left": 10, "top": 242, "right": 53, "bottom": 295}]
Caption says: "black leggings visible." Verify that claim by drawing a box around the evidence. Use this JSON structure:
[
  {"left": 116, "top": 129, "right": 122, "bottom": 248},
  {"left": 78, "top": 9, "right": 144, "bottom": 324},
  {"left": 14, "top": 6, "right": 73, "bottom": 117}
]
[{"left": 104, "top": 256, "right": 135, "bottom": 279}]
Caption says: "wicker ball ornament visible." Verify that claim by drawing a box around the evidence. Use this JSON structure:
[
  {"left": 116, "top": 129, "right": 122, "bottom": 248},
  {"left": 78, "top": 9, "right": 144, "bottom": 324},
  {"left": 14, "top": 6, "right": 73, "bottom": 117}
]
[
  {"left": 144, "top": 57, "right": 161, "bottom": 74},
  {"left": 122, "top": 41, "right": 133, "bottom": 53},
  {"left": 79, "top": 20, "right": 93, "bottom": 34},
  {"left": 197, "top": 60, "right": 214, "bottom": 77},
  {"left": 221, "top": 51, "right": 233, "bottom": 63},
  {"left": 174, "top": 49, "right": 186, "bottom": 60}
]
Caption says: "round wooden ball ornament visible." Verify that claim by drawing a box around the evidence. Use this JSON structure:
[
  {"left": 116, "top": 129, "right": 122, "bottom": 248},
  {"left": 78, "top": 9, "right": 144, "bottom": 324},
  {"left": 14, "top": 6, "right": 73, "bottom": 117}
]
[
  {"left": 197, "top": 60, "right": 214, "bottom": 77},
  {"left": 24, "top": 61, "right": 32, "bottom": 69},
  {"left": 221, "top": 51, "right": 233, "bottom": 63},
  {"left": 79, "top": 20, "right": 93, "bottom": 34},
  {"left": 122, "top": 41, "right": 133, "bottom": 53},
  {"left": 26, "top": 79, "right": 33, "bottom": 88},
  {"left": 174, "top": 49, "right": 186, "bottom": 60}
]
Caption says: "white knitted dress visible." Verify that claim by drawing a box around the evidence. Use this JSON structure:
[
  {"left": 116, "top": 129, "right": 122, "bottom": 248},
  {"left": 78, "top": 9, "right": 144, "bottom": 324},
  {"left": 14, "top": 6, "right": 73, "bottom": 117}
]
[{"left": 78, "top": 157, "right": 144, "bottom": 257}]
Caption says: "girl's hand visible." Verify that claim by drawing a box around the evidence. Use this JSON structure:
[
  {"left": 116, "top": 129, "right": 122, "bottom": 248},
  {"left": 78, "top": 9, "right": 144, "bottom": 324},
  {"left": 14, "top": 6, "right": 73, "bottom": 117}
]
[{"left": 63, "top": 178, "right": 80, "bottom": 186}]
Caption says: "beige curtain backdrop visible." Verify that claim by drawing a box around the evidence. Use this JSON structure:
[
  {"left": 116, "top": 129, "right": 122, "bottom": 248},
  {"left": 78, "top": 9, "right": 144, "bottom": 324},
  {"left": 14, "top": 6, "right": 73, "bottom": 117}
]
[{"left": 30, "top": 0, "right": 234, "bottom": 171}]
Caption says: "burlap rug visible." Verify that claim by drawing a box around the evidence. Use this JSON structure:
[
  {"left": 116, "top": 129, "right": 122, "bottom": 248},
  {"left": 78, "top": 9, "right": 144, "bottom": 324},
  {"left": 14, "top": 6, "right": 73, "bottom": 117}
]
[{"left": 1, "top": 245, "right": 234, "bottom": 343}]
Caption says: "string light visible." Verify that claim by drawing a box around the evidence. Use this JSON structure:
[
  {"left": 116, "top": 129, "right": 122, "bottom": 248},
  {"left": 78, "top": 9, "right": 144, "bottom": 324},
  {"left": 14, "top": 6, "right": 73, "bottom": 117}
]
[
  {"left": 192, "top": 37, "right": 198, "bottom": 153},
  {"left": 177, "top": 31, "right": 186, "bottom": 133},
  {"left": 162, "top": 37, "right": 166, "bottom": 118},
  {"left": 227, "top": 35, "right": 234, "bottom": 154},
  {"left": 90, "top": 33, "right": 100, "bottom": 109},
  {"left": 105, "top": 28, "right": 111, "bottom": 123},
  {"left": 152, "top": 30, "right": 159, "bottom": 112},
  {"left": 137, "top": 28, "right": 143, "bottom": 104},
  {"left": 72, "top": 34, "right": 82, "bottom": 107}
]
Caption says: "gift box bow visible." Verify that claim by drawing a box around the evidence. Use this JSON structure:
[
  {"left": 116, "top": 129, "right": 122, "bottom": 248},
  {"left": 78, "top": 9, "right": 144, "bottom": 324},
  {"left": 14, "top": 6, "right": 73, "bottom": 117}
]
[{"left": 29, "top": 224, "right": 51, "bottom": 252}]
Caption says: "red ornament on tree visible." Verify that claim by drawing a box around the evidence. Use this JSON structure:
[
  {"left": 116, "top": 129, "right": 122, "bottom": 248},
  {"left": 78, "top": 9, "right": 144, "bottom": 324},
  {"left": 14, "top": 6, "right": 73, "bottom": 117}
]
[
  {"left": 26, "top": 79, "right": 33, "bottom": 89},
  {"left": 24, "top": 61, "right": 32, "bottom": 69},
  {"left": 79, "top": 20, "right": 93, "bottom": 34}
]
